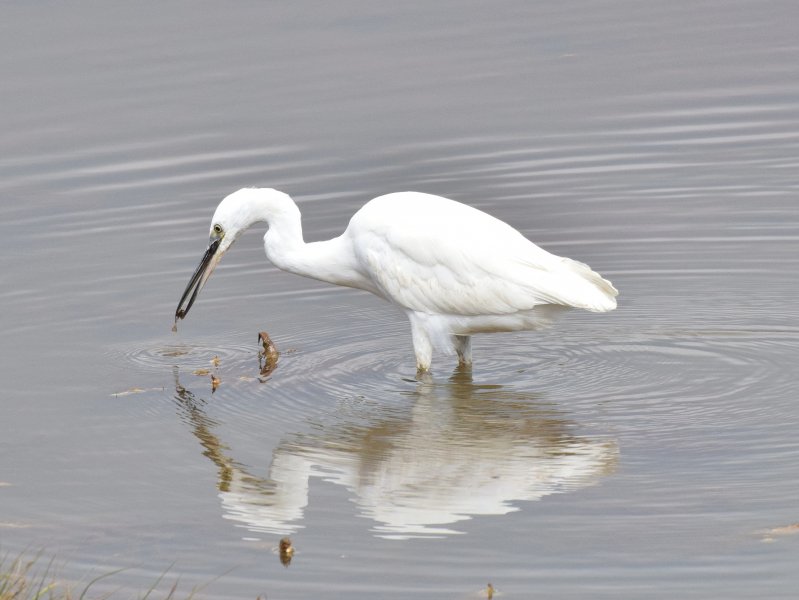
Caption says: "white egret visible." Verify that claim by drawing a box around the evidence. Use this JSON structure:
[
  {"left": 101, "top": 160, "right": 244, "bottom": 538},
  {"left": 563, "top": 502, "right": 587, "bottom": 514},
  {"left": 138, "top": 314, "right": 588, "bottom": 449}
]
[{"left": 175, "top": 188, "right": 618, "bottom": 372}]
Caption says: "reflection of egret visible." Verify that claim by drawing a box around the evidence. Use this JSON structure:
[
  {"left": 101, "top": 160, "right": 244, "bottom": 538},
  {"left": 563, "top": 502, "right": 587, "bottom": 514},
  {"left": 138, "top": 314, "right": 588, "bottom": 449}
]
[
  {"left": 175, "top": 188, "right": 618, "bottom": 371},
  {"left": 173, "top": 368, "right": 617, "bottom": 539}
]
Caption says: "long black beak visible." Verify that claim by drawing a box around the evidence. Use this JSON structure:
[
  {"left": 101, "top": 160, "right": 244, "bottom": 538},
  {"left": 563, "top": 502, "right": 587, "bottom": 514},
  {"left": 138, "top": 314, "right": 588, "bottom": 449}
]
[{"left": 175, "top": 238, "right": 221, "bottom": 323}]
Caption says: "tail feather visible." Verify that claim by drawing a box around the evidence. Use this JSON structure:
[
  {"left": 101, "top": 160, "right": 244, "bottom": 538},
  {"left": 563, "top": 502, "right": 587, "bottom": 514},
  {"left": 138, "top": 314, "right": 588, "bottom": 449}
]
[{"left": 562, "top": 258, "right": 618, "bottom": 312}]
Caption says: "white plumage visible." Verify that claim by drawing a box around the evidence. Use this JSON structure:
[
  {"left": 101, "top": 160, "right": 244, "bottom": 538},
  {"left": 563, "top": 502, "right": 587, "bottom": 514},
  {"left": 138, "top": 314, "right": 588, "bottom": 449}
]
[{"left": 175, "top": 188, "right": 618, "bottom": 371}]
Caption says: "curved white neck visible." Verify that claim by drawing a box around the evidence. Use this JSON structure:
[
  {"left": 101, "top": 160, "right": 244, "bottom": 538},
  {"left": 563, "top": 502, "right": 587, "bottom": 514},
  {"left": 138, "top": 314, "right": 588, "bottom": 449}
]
[{"left": 254, "top": 198, "right": 372, "bottom": 292}]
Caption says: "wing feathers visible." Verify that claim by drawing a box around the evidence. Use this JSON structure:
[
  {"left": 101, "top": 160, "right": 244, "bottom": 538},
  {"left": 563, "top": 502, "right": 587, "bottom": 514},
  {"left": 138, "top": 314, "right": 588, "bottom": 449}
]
[{"left": 350, "top": 193, "right": 618, "bottom": 316}]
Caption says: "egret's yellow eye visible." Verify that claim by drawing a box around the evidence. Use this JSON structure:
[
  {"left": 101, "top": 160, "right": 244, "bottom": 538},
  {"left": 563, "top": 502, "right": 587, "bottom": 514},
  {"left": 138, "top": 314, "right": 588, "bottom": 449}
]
[{"left": 212, "top": 224, "right": 223, "bottom": 236}]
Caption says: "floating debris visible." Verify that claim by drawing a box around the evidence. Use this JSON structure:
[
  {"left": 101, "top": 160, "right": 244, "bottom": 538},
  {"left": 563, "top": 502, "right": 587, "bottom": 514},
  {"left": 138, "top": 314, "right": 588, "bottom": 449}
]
[
  {"left": 761, "top": 522, "right": 799, "bottom": 542},
  {"left": 211, "top": 374, "right": 221, "bottom": 392},
  {"left": 258, "top": 331, "right": 280, "bottom": 377},
  {"left": 111, "top": 386, "right": 168, "bottom": 397},
  {"left": 111, "top": 387, "right": 146, "bottom": 397},
  {"left": 768, "top": 523, "right": 799, "bottom": 535},
  {"left": 279, "top": 537, "right": 294, "bottom": 567},
  {"left": 0, "top": 521, "right": 30, "bottom": 529},
  {"left": 116, "top": 387, "right": 145, "bottom": 396},
  {"left": 161, "top": 349, "right": 189, "bottom": 358}
]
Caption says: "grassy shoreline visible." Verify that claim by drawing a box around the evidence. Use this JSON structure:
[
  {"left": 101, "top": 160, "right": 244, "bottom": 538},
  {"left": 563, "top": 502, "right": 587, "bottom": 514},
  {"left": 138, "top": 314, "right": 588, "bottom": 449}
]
[{"left": 0, "top": 552, "right": 204, "bottom": 600}]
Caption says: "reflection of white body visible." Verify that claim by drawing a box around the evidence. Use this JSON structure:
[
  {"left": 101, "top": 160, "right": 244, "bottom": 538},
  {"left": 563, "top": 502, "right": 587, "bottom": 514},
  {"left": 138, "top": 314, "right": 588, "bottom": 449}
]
[{"left": 215, "top": 390, "right": 617, "bottom": 539}]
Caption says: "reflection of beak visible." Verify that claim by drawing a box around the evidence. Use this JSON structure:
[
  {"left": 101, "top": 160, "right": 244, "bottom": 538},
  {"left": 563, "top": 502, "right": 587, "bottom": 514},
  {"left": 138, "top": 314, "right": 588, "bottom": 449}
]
[{"left": 175, "top": 237, "right": 221, "bottom": 322}]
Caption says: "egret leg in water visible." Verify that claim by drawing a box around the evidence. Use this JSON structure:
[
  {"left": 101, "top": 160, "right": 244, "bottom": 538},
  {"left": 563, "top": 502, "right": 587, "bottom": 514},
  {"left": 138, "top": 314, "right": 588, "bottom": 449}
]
[{"left": 175, "top": 188, "right": 618, "bottom": 372}]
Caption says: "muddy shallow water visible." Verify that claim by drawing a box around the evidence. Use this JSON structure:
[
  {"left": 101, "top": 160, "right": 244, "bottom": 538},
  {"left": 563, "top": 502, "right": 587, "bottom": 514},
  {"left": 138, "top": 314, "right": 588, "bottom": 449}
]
[{"left": 1, "top": 1, "right": 799, "bottom": 598}]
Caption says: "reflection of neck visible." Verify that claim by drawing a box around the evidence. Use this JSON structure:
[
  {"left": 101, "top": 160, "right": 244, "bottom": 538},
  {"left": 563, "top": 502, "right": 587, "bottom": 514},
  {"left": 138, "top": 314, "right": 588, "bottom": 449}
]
[
  {"left": 173, "top": 371, "right": 308, "bottom": 535},
  {"left": 173, "top": 375, "right": 236, "bottom": 491}
]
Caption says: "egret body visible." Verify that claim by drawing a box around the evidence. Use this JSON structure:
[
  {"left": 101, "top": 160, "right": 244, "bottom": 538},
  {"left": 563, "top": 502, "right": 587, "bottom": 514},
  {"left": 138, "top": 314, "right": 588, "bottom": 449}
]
[{"left": 176, "top": 188, "right": 618, "bottom": 371}]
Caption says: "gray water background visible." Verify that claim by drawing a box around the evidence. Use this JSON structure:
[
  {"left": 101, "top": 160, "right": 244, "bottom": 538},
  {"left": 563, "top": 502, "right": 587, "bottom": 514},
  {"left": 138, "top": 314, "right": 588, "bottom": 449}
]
[{"left": 1, "top": 1, "right": 798, "bottom": 598}]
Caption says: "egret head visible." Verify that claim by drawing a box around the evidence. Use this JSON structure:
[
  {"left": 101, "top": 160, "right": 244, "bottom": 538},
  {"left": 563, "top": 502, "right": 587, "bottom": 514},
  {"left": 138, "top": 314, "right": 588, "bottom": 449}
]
[{"left": 175, "top": 188, "right": 284, "bottom": 323}]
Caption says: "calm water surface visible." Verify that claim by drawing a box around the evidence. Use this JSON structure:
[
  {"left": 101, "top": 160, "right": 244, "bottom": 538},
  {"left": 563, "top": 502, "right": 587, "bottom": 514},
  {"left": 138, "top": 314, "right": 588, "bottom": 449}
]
[{"left": 2, "top": 1, "right": 799, "bottom": 598}]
